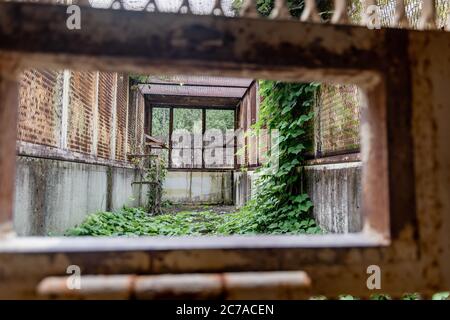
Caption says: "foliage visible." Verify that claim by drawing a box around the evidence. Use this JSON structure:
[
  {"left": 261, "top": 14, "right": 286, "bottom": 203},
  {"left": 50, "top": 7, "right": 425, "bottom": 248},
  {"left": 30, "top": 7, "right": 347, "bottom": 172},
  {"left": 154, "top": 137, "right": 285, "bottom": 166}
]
[
  {"left": 66, "top": 207, "right": 254, "bottom": 236},
  {"left": 370, "top": 294, "right": 392, "bottom": 300},
  {"left": 151, "top": 108, "right": 234, "bottom": 138},
  {"left": 233, "top": 81, "right": 321, "bottom": 234},
  {"left": 432, "top": 292, "right": 450, "bottom": 300},
  {"left": 401, "top": 293, "right": 422, "bottom": 300},
  {"left": 232, "top": 0, "right": 333, "bottom": 19},
  {"left": 338, "top": 294, "right": 360, "bottom": 300},
  {"left": 144, "top": 156, "right": 167, "bottom": 214},
  {"left": 66, "top": 208, "right": 212, "bottom": 236}
]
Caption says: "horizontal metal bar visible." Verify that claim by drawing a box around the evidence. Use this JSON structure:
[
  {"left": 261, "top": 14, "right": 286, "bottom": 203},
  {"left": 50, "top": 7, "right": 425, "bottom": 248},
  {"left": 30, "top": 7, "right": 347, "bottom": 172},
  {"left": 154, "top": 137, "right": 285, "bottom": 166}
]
[
  {"left": 146, "top": 95, "right": 239, "bottom": 109},
  {"left": 0, "top": 3, "right": 384, "bottom": 83},
  {"left": 141, "top": 84, "right": 248, "bottom": 98},
  {"left": 37, "top": 271, "right": 311, "bottom": 299},
  {"left": 304, "top": 152, "right": 361, "bottom": 166},
  {"left": 145, "top": 75, "right": 254, "bottom": 88},
  {"left": 0, "top": 234, "right": 387, "bottom": 254}
]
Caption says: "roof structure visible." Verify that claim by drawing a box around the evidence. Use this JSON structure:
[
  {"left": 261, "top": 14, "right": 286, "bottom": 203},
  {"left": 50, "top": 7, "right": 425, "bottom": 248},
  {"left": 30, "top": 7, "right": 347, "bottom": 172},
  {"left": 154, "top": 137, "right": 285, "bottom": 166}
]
[{"left": 141, "top": 75, "right": 254, "bottom": 108}]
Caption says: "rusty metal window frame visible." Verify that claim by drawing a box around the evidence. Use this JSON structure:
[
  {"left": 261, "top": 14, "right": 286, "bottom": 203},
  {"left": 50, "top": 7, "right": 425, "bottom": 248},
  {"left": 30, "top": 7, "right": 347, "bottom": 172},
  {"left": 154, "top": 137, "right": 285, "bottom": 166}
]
[
  {"left": 0, "top": 2, "right": 437, "bottom": 296},
  {"left": 0, "top": 2, "right": 395, "bottom": 249}
]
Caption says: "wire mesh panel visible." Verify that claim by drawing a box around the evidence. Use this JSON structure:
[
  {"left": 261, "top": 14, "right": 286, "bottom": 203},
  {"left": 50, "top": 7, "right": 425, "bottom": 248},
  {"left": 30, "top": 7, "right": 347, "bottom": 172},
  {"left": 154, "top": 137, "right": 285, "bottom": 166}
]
[
  {"left": 136, "top": 93, "right": 146, "bottom": 154},
  {"left": 97, "top": 72, "right": 115, "bottom": 159},
  {"left": 127, "top": 90, "right": 146, "bottom": 155},
  {"left": 18, "top": 69, "right": 64, "bottom": 148},
  {"left": 312, "top": 0, "right": 450, "bottom": 159},
  {"left": 115, "top": 74, "right": 128, "bottom": 161},
  {"left": 314, "top": 84, "right": 361, "bottom": 156},
  {"left": 67, "top": 71, "right": 96, "bottom": 154}
]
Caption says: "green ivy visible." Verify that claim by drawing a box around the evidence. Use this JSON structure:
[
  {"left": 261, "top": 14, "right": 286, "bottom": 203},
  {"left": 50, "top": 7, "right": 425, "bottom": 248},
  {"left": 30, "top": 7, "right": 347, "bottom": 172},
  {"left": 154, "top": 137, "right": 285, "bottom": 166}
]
[
  {"left": 232, "top": 81, "right": 321, "bottom": 235},
  {"left": 66, "top": 208, "right": 226, "bottom": 236},
  {"left": 232, "top": 0, "right": 333, "bottom": 19}
]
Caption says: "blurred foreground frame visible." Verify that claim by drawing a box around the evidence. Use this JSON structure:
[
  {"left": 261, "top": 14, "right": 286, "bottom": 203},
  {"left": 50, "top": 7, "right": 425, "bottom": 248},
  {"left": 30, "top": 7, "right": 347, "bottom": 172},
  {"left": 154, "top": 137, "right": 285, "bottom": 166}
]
[{"left": 0, "top": 0, "right": 449, "bottom": 299}]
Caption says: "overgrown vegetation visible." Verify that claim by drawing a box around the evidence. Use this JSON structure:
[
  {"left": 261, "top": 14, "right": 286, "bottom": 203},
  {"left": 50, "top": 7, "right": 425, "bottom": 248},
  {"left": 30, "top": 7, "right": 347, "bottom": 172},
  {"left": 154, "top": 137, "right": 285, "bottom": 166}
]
[
  {"left": 67, "top": 80, "right": 321, "bottom": 236},
  {"left": 66, "top": 207, "right": 267, "bottom": 236},
  {"left": 232, "top": 81, "right": 321, "bottom": 234},
  {"left": 69, "top": 1, "right": 333, "bottom": 236}
]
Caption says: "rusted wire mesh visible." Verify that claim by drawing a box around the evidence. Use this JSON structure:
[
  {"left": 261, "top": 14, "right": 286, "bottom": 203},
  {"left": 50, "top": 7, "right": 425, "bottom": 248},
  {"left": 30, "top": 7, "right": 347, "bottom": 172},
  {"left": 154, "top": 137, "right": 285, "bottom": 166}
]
[
  {"left": 314, "top": 84, "right": 361, "bottom": 157},
  {"left": 314, "top": 0, "right": 450, "bottom": 158},
  {"left": 115, "top": 74, "right": 129, "bottom": 161},
  {"left": 18, "top": 70, "right": 137, "bottom": 164},
  {"left": 97, "top": 72, "right": 115, "bottom": 159},
  {"left": 18, "top": 70, "right": 64, "bottom": 148},
  {"left": 67, "top": 71, "right": 96, "bottom": 154}
]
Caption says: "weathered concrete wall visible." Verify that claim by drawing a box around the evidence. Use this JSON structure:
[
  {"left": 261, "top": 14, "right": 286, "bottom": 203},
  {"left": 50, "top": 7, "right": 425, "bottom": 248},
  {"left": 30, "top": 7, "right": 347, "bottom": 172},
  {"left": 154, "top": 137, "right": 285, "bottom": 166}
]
[
  {"left": 163, "top": 171, "right": 232, "bottom": 205},
  {"left": 304, "top": 162, "right": 362, "bottom": 233},
  {"left": 233, "top": 170, "right": 257, "bottom": 208},
  {"left": 14, "top": 156, "right": 141, "bottom": 236}
]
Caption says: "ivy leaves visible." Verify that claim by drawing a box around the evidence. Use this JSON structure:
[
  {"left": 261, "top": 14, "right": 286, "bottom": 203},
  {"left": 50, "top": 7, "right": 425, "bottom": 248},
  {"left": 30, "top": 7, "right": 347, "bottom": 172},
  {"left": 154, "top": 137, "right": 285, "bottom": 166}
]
[{"left": 240, "top": 80, "right": 322, "bottom": 235}]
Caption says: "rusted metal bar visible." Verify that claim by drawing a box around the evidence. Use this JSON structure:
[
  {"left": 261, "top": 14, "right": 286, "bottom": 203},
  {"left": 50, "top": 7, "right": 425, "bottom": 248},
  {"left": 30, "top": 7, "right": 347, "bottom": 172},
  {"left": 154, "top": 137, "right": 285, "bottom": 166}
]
[
  {"left": 360, "top": 82, "right": 390, "bottom": 239},
  {"left": 145, "top": 96, "right": 239, "bottom": 109},
  {"left": 37, "top": 271, "right": 311, "bottom": 299},
  {"left": 304, "top": 152, "right": 361, "bottom": 166},
  {"left": 202, "top": 108, "right": 206, "bottom": 169},
  {"left": 331, "top": 0, "right": 349, "bottom": 24},
  {"left": 0, "top": 59, "right": 19, "bottom": 234},
  {"left": 0, "top": 2, "right": 383, "bottom": 82},
  {"left": 447, "top": 10, "right": 450, "bottom": 31},
  {"left": 240, "top": 0, "right": 259, "bottom": 18},
  {"left": 168, "top": 107, "right": 174, "bottom": 169},
  {"left": 393, "top": 0, "right": 409, "bottom": 28},
  {"left": 361, "top": 0, "right": 377, "bottom": 27},
  {"left": 270, "top": 0, "right": 291, "bottom": 20},
  {"left": 418, "top": 0, "right": 437, "bottom": 30},
  {"left": 0, "top": 0, "right": 449, "bottom": 300},
  {"left": 300, "top": 0, "right": 321, "bottom": 22}
]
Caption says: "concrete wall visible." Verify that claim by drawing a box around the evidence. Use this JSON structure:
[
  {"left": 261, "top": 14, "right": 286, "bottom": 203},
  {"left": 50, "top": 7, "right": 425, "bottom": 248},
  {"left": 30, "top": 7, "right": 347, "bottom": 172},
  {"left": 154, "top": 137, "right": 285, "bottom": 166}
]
[
  {"left": 14, "top": 156, "right": 142, "bottom": 236},
  {"left": 163, "top": 171, "right": 232, "bottom": 205},
  {"left": 232, "top": 164, "right": 362, "bottom": 234},
  {"left": 233, "top": 170, "right": 257, "bottom": 208},
  {"left": 303, "top": 162, "right": 363, "bottom": 233}
]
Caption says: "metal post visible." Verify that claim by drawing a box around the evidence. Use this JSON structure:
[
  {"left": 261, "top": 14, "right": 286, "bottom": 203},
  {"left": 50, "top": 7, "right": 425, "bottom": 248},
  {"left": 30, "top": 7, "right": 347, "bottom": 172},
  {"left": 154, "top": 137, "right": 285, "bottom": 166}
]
[{"left": 0, "top": 61, "right": 19, "bottom": 233}]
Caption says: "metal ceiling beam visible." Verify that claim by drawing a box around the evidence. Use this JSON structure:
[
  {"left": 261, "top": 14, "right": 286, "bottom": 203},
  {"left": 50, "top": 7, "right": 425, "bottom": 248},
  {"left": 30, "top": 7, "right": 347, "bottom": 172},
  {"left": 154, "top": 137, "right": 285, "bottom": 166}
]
[
  {"left": 145, "top": 95, "right": 239, "bottom": 108},
  {"left": 140, "top": 84, "right": 247, "bottom": 98},
  {"left": 145, "top": 75, "right": 254, "bottom": 88}
]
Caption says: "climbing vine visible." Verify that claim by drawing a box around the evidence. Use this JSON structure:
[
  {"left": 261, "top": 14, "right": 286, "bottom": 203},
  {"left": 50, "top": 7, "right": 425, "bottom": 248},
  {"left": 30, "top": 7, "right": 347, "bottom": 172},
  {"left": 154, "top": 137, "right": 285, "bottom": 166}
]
[
  {"left": 131, "top": 154, "right": 167, "bottom": 215},
  {"left": 144, "top": 155, "right": 167, "bottom": 215},
  {"left": 231, "top": 81, "right": 322, "bottom": 234}
]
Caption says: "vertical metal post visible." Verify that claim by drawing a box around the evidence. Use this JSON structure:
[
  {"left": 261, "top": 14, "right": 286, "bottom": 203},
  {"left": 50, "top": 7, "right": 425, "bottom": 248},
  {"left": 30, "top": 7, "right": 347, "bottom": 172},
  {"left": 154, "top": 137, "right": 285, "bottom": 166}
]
[
  {"left": 91, "top": 71, "right": 99, "bottom": 156},
  {"left": 168, "top": 107, "right": 173, "bottom": 169},
  {"left": 202, "top": 108, "right": 206, "bottom": 169},
  {"left": 60, "top": 70, "right": 71, "bottom": 150},
  {"left": 110, "top": 73, "right": 118, "bottom": 160},
  {"left": 0, "top": 62, "right": 19, "bottom": 232}
]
